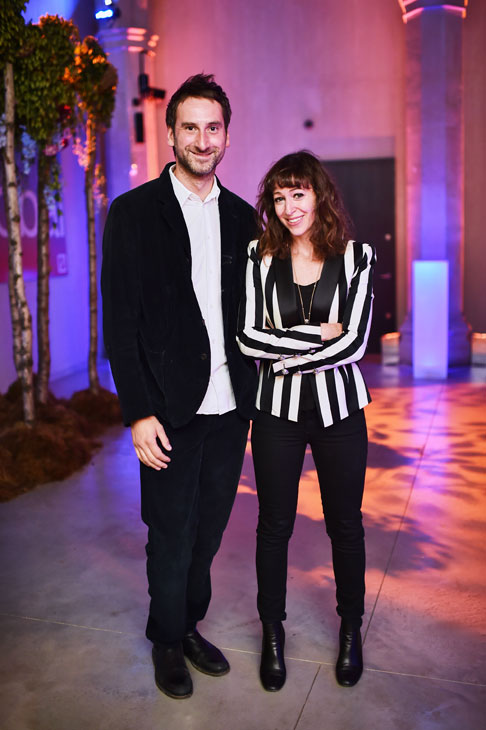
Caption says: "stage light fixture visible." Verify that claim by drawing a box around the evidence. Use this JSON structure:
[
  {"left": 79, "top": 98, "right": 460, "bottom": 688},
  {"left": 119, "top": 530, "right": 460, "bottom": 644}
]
[{"left": 95, "top": 1, "right": 120, "bottom": 21}]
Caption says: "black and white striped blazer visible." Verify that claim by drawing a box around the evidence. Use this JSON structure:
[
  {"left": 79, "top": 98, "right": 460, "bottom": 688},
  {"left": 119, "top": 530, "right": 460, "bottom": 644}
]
[{"left": 236, "top": 239, "right": 376, "bottom": 426}]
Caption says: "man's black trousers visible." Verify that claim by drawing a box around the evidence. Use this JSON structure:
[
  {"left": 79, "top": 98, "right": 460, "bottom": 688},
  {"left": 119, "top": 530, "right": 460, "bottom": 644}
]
[{"left": 140, "top": 409, "right": 249, "bottom": 644}]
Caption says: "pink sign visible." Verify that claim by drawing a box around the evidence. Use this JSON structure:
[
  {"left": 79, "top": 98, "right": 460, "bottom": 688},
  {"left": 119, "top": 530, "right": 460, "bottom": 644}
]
[{"left": 0, "top": 166, "right": 68, "bottom": 283}]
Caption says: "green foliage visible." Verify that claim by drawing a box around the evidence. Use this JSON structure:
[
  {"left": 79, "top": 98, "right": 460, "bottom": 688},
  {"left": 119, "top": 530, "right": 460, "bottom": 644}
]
[
  {"left": 0, "top": 0, "right": 28, "bottom": 67},
  {"left": 14, "top": 15, "right": 79, "bottom": 146},
  {"left": 68, "top": 36, "right": 117, "bottom": 130}
]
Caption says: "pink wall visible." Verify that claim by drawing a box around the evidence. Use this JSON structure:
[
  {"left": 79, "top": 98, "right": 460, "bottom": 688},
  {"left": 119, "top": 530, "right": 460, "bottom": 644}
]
[
  {"left": 149, "top": 0, "right": 485, "bottom": 333},
  {"left": 149, "top": 0, "right": 407, "bottom": 316},
  {"left": 151, "top": 0, "right": 403, "bottom": 198},
  {"left": 464, "top": 0, "right": 486, "bottom": 333}
]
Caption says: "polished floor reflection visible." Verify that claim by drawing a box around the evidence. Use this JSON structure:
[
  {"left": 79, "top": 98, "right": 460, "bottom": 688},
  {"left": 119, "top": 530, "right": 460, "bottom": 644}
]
[{"left": 0, "top": 358, "right": 485, "bottom": 730}]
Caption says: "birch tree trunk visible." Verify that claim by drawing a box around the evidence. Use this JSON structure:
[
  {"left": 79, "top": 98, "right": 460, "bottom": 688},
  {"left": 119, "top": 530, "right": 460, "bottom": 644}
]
[
  {"left": 85, "top": 116, "right": 99, "bottom": 394},
  {"left": 36, "top": 153, "right": 51, "bottom": 404},
  {"left": 2, "top": 62, "right": 35, "bottom": 425},
  {"left": 1, "top": 172, "right": 22, "bottom": 374}
]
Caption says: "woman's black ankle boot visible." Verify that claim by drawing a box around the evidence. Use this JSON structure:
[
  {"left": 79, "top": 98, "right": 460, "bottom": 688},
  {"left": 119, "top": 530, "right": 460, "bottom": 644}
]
[
  {"left": 335, "top": 619, "right": 363, "bottom": 687},
  {"left": 260, "top": 621, "right": 286, "bottom": 691}
]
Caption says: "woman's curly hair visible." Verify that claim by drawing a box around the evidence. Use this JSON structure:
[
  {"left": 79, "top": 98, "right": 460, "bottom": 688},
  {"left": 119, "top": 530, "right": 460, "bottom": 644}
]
[{"left": 256, "top": 150, "right": 351, "bottom": 260}]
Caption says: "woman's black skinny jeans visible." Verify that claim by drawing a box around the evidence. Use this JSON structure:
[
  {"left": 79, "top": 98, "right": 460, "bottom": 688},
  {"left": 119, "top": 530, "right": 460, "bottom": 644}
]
[{"left": 251, "top": 407, "right": 368, "bottom": 625}]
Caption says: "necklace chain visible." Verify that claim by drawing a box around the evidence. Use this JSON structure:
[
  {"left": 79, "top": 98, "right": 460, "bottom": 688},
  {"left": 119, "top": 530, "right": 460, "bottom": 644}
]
[{"left": 291, "top": 257, "right": 323, "bottom": 324}]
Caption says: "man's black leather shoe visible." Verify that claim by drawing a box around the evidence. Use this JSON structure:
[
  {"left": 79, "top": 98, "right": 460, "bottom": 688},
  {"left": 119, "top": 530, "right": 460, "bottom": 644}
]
[
  {"left": 260, "top": 621, "right": 286, "bottom": 691},
  {"left": 152, "top": 643, "right": 193, "bottom": 699},
  {"left": 335, "top": 620, "right": 363, "bottom": 687},
  {"left": 182, "top": 630, "right": 230, "bottom": 676}
]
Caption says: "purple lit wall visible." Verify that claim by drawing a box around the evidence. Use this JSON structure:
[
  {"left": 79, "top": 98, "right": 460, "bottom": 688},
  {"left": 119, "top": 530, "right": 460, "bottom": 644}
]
[
  {"left": 24, "top": 0, "right": 81, "bottom": 23},
  {"left": 0, "top": 0, "right": 96, "bottom": 392}
]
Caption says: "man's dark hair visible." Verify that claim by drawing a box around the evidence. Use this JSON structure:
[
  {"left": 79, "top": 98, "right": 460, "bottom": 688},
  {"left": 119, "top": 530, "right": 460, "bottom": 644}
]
[{"left": 165, "top": 73, "right": 232, "bottom": 131}]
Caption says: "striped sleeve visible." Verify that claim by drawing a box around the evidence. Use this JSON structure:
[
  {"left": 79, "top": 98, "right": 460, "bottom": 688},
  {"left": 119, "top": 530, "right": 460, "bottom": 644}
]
[
  {"left": 272, "top": 242, "right": 376, "bottom": 375},
  {"left": 236, "top": 241, "right": 323, "bottom": 359}
]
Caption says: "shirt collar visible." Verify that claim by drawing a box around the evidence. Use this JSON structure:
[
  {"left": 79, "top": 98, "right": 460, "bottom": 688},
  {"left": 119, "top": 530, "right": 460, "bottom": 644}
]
[{"left": 169, "top": 164, "right": 220, "bottom": 206}]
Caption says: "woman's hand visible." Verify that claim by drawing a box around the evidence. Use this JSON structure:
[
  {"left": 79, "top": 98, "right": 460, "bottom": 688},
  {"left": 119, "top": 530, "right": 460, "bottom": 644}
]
[{"left": 320, "top": 322, "right": 343, "bottom": 341}]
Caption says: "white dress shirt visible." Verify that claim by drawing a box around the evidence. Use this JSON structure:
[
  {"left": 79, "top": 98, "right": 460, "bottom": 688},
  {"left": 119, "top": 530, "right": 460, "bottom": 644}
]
[{"left": 169, "top": 166, "right": 236, "bottom": 414}]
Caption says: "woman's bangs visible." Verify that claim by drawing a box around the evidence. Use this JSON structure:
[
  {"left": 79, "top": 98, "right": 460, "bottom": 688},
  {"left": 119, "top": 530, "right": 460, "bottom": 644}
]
[{"left": 272, "top": 172, "right": 312, "bottom": 192}]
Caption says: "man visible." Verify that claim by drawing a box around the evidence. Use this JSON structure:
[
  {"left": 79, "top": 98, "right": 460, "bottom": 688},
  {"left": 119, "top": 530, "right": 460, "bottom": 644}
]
[{"left": 101, "top": 74, "right": 257, "bottom": 699}]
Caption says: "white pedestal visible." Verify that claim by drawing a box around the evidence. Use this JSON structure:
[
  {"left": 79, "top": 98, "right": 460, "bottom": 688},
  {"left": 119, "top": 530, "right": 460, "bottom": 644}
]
[
  {"left": 471, "top": 333, "right": 486, "bottom": 367},
  {"left": 381, "top": 332, "right": 401, "bottom": 365},
  {"left": 413, "top": 261, "right": 449, "bottom": 379}
]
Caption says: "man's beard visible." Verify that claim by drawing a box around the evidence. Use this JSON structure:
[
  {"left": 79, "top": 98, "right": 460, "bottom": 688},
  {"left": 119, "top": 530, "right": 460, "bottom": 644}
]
[{"left": 174, "top": 143, "right": 226, "bottom": 178}]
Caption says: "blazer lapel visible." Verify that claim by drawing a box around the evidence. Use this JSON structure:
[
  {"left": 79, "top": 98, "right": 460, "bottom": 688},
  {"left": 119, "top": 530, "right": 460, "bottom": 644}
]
[
  {"left": 312, "top": 254, "right": 344, "bottom": 321},
  {"left": 272, "top": 256, "right": 301, "bottom": 328},
  {"left": 157, "top": 164, "right": 192, "bottom": 265},
  {"left": 217, "top": 187, "right": 237, "bottom": 324}
]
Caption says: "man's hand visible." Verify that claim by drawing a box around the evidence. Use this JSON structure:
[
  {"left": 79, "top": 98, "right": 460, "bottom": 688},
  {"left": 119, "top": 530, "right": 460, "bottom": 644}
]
[
  {"left": 320, "top": 322, "right": 343, "bottom": 341},
  {"left": 130, "top": 416, "right": 172, "bottom": 470}
]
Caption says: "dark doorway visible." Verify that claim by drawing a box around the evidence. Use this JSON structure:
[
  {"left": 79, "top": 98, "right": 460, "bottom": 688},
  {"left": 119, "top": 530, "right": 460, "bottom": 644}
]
[{"left": 322, "top": 158, "right": 396, "bottom": 353}]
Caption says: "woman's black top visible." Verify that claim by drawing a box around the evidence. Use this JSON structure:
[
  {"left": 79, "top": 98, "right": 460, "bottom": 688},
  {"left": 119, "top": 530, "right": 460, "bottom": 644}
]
[{"left": 294, "top": 282, "right": 319, "bottom": 414}]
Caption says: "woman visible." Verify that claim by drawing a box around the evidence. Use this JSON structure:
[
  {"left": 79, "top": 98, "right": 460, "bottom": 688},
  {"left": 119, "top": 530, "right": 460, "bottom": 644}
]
[{"left": 237, "top": 151, "right": 376, "bottom": 691}]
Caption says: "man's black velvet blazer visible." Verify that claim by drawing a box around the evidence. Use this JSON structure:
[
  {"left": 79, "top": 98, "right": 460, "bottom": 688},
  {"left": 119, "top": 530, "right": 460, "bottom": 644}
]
[{"left": 101, "top": 163, "right": 258, "bottom": 428}]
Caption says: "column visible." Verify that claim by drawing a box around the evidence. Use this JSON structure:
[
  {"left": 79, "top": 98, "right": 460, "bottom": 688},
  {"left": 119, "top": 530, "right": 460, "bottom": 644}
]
[
  {"left": 397, "top": 0, "right": 470, "bottom": 365},
  {"left": 96, "top": 1, "right": 162, "bottom": 202}
]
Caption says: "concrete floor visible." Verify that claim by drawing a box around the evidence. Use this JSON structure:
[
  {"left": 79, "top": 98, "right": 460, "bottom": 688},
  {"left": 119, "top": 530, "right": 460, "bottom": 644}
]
[{"left": 1, "top": 359, "right": 485, "bottom": 730}]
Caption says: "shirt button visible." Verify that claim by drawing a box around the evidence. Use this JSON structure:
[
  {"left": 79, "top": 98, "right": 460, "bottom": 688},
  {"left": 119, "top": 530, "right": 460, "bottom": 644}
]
[{"left": 200, "top": 353, "right": 208, "bottom": 360}]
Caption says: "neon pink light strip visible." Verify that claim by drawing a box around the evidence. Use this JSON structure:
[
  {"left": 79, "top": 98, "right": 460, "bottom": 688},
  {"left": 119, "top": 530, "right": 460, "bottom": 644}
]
[
  {"left": 403, "top": 0, "right": 467, "bottom": 5},
  {"left": 403, "top": 7, "right": 424, "bottom": 21},
  {"left": 402, "top": 5, "right": 466, "bottom": 23},
  {"left": 442, "top": 3, "right": 466, "bottom": 13}
]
